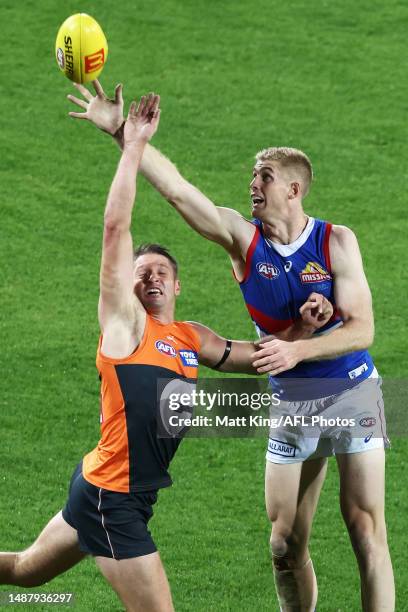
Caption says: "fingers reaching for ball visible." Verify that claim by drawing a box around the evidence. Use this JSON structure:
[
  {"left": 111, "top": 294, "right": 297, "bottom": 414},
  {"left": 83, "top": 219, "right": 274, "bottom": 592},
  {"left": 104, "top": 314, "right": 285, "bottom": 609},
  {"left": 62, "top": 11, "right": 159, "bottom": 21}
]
[
  {"left": 132, "top": 93, "right": 160, "bottom": 121},
  {"left": 124, "top": 93, "right": 161, "bottom": 145}
]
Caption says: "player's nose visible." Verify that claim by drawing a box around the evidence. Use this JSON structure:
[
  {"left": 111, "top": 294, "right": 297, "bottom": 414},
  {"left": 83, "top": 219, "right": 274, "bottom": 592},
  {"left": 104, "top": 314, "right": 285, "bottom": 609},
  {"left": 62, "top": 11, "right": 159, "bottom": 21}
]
[{"left": 147, "top": 271, "right": 160, "bottom": 283}]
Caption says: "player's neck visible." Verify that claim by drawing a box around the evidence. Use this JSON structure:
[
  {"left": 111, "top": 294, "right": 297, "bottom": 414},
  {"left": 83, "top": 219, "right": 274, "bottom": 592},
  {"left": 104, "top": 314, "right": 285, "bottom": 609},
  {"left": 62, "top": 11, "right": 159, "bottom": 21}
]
[
  {"left": 262, "top": 213, "right": 309, "bottom": 245},
  {"left": 149, "top": 309, "right": 175, "bottom": 325}
]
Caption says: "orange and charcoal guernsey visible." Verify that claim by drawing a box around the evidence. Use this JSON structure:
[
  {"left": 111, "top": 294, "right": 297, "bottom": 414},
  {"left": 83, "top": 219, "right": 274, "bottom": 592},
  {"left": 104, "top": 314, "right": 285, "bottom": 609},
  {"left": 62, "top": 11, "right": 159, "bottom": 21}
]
[{"left": 83, "top": 315, "right": 200, "bottom": 493}]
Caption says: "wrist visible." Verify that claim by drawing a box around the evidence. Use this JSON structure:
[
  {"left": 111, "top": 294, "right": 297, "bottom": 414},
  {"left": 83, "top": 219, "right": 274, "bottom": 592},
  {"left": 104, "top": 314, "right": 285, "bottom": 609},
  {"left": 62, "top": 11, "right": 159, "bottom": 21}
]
[
  {"left": 294, "top": 339, "right": 310, "bottom": 362},
  {"left": 292, "top": 319, "right": 315, "bottom": 339},
  {"left": 113, "top": 120, "right": 125, "bottom": 137},
  {"left": 299, "top": 322, "right": 316, "bottom": 337},
  {"left": 121, "top": 143, "right": 145, "bottom": 164},
  {"left": 113, "top": 120, "right": 125, "bottom": 150}
]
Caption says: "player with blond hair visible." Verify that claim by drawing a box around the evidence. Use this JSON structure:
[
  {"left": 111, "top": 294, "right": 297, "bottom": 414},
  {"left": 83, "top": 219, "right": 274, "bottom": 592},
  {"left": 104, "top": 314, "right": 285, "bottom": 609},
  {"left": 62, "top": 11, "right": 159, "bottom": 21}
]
[
  {"left": 68, "top": 81, "right": 394, "bottom": 611},
  {"left": 0, "top": 91, "right": 334, "bottom": 612}
]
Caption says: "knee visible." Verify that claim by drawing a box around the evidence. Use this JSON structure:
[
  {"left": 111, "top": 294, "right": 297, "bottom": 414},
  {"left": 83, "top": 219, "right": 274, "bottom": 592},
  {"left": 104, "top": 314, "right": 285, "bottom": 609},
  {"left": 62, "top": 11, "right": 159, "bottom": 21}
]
[
  {"left": 269, "top": 529, "right": 305, "bottom": 570},
  {"left": 13, "top": 552, "right": 47, "bottom": 588},
  {"left": 344, "top": 510, "right": 388, "bottom": 565}
]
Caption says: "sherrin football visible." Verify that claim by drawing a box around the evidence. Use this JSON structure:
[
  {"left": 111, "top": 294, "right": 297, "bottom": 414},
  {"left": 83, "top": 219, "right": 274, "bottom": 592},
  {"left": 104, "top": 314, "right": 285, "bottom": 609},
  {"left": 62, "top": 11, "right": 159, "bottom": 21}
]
[{"left": 55, "top": 14, "right": 108, "bottom": 83}]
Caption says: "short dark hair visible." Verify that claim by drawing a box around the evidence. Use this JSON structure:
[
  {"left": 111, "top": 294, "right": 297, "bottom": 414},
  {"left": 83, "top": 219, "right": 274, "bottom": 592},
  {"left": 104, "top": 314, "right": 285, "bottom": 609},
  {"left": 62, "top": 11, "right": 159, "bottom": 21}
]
[{"left": 133, "top": 243, "right": 179, "bottom": 277}]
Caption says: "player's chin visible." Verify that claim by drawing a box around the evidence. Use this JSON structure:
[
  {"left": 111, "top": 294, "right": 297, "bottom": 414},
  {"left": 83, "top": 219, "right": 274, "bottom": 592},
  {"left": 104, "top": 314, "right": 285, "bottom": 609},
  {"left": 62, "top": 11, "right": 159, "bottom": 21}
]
[
  {"left": 250, "top": 205, "right": 267, "bottom": 220},
  {"left": 141, "top": 295, "right": 164, "bottom": 310}
]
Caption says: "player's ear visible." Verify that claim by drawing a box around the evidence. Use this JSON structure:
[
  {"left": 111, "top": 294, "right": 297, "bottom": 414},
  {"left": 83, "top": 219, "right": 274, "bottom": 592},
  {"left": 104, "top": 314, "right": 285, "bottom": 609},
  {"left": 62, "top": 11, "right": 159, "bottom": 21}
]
[
  {"left": 175, "top": 279, "right": 181, "bottom": 296},
  {"left": 288, "top": 181, "right": 300, "bottom": 199}
]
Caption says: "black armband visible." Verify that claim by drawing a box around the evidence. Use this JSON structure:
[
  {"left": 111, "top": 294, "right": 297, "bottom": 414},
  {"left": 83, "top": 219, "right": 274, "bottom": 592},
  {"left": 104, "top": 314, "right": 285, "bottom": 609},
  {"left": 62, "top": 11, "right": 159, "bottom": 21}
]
[{"left": 213, "top": 340, "right": 232, "bottom": 370}]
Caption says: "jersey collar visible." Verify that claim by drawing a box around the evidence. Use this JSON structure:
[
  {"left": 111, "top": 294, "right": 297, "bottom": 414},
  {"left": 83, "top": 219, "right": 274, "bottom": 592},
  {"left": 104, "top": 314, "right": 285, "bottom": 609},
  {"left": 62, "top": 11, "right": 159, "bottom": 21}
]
[{"left": 265, "top": 216, "right": 315, "bottom": 256}]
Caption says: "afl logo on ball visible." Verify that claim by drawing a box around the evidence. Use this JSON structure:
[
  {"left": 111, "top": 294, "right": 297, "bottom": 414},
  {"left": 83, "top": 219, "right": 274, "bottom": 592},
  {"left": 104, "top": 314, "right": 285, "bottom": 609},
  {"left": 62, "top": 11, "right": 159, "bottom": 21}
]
[
  {"left": 359, "top": 417, "right": 376, "bottom": 428},
  {"left": 256, "top": 262, "right": 280, "bottom": 280},
  {"left": 56, "top": 47, "right": 65, "bottom": 69},
  {"left": 155, "top": 340, "right": 177, "bottom": 357}
]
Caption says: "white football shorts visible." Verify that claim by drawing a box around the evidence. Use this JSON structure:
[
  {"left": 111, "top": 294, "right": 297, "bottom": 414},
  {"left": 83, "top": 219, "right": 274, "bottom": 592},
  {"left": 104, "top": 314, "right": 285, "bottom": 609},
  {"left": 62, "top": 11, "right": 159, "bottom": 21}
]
[{"left": 266, "top": 369, "right": 389, "bottom": 464}]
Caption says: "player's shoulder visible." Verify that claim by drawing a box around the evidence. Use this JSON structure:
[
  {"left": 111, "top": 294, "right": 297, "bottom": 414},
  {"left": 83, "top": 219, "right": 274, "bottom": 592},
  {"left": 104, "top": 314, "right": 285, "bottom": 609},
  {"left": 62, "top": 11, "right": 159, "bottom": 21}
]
[
  {"left": 217, "top": 206, "right": 253, "bottom": 231},
  {"left": 328, "top": 225, "right": 362, "bottom": 272},
  {"left": 217, "top": 207, "right": 257, "bottom": 255},
  {"left": 329, "top": 224, "right": 359, "bottom": 250},
  {"left": 184, "top": 320, "right": 222, "bottom": 350},
  {"left": 217, "top": 205, "right": 247, "bottom": 220},
  {"left": 174, "top": 319, "right": 202, "bottom": 349},
  {"left": 184, "top": 320, "right": 210, "bottom": 340}
]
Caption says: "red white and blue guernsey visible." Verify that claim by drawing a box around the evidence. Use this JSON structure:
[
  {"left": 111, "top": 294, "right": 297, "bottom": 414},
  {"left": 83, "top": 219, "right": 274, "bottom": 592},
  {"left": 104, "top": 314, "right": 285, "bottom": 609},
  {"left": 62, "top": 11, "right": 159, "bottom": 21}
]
[{"left": 237, "top": 217, "right": 374, "bottom": 399}]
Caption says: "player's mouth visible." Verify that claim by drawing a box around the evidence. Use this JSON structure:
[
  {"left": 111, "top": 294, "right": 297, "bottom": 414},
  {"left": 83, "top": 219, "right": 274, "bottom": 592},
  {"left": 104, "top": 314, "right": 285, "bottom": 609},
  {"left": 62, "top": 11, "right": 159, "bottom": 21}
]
[
  {"left": 251, "top": 194, "right": 265, "bottom": 208},
  {"left": 146, "top": 287, "right": 163, "bottom": 296}
]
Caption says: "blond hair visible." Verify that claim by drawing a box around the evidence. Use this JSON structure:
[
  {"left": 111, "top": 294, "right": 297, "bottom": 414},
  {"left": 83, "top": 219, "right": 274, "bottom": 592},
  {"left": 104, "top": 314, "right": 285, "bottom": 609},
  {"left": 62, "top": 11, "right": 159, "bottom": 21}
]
[{"left": 255, "top": 147, "right": 313, "bottom": 197}]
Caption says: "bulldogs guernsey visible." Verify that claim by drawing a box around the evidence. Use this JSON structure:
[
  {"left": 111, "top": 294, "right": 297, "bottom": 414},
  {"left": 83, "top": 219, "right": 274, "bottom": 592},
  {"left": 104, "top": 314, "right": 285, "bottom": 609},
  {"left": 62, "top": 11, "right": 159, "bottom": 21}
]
[
  {"left": 82, "top": 314, "right": 200, "bottom": 493},
  {"left": 238, "top": 217, "right": 374, "bottom": 396}
]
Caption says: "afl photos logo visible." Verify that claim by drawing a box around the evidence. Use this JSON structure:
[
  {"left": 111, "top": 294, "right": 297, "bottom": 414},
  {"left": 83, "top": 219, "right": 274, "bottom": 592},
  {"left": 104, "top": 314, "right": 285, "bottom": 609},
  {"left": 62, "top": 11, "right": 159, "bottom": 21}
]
[
  {"left": 300, "top": 261, "right": 331, "bottom": 283},
  {"left": 256, "top": 262, "right": 280, "bottom": 280},
  {"left": 155, "top": 340, "right": 177, "bottom": 357}
]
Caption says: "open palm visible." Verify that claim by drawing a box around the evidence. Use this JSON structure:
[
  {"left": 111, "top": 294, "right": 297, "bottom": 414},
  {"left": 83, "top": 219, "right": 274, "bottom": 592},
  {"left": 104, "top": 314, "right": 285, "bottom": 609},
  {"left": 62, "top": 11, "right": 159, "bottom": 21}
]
[{"left": 68, "top": 80, "right": 124, "bottom": 135}]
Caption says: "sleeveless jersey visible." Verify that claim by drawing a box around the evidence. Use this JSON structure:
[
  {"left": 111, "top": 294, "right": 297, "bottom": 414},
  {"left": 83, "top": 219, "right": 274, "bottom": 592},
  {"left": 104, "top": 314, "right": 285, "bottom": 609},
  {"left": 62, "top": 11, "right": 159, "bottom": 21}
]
[
  {"left": 83, "top": 315, "right": 200, "bottom": 493},
  {"left": 237, "top": 217, "right": 373, "bottom": 388}
]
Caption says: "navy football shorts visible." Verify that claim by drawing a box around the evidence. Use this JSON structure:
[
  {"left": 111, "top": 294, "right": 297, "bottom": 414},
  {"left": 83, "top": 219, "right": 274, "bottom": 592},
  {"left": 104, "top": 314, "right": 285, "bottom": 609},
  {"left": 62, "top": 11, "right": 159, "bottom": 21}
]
[{"left": 62, "top": 463, "right": 158, "bottom": 559}]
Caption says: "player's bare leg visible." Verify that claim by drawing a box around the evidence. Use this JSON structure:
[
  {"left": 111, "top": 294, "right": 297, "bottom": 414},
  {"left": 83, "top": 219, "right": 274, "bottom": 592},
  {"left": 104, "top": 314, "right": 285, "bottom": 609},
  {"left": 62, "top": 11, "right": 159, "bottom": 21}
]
[
  {"left": 96, "top": 551, "right": 174, "bottom": 612},
  {"left": 337, "top": 448, "right": 394, "bottom": 611},
  {"left": 0, "top": 511, "right": 86, "bottom": 587},
  {"left": 265, "top": 457, "right": 328, "bottom": 612}
]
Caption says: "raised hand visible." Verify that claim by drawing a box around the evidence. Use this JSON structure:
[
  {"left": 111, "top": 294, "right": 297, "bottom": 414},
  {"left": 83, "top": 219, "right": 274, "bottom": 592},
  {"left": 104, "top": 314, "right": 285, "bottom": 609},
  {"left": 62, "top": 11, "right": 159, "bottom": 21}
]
[
  {"left": 67, "top": 79, "right": 124, "bottom": 135},
  {"left": 123, "top": 94, "right": 160, "bottom": 147}
]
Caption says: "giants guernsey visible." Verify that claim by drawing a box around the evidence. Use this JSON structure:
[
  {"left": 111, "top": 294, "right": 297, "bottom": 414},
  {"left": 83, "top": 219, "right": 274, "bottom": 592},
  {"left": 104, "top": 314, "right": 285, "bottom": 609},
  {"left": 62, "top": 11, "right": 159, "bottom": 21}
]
[
  {"left": 83, "top": 315, "right": 200, "bottom": 493},
  {"left": 237, "top": 217, "right": 374, "bottom": 393}
]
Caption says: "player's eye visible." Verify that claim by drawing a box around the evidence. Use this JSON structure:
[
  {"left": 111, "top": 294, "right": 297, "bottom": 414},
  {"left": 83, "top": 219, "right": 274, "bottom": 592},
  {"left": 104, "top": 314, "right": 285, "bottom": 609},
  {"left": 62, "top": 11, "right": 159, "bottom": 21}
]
[{"left": 262, "top": 174, "right": 273, "bottom": 182}]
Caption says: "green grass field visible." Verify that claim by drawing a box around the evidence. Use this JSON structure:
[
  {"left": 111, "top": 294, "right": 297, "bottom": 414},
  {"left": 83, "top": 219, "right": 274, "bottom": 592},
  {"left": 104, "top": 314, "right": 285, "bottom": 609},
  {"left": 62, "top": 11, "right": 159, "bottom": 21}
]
[{"left": 1, "top": 0, "right": 407, "bottom": 610}]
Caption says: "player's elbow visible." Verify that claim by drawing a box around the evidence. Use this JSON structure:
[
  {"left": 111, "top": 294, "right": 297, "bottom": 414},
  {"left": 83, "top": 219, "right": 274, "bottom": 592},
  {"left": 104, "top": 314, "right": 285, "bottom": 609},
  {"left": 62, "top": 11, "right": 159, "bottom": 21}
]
[
  {"left": 357, "top": 320, "right": 374, "bottom": 350},
  {"left": 166, "top": 181, "right": 192, "bottom": 210},
  {"left": 103, "top": 214, "right": 130, "bottom": 235}
]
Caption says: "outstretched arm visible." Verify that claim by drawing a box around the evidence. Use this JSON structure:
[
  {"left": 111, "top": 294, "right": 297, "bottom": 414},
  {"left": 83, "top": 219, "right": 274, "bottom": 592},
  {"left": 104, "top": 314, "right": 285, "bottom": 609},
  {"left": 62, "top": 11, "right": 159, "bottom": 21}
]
[
  {"left": 98, "top": 94, "right": 160, "bottom": 358},
  {"left": 68, "top": 81, "right": 252, "bottom": 258}
]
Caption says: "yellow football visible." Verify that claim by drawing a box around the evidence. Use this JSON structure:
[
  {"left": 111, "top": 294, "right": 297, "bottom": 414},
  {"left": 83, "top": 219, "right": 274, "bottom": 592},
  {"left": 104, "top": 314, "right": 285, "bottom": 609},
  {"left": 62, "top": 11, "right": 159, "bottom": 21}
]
[{"left": 55, "top": 13, "right": 108, "bottom": 83}]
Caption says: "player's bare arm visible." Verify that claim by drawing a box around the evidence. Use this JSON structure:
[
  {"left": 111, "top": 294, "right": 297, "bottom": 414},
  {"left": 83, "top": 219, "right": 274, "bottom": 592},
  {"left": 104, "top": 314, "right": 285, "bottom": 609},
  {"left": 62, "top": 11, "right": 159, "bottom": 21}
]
[
  {"left": 99, "top": 93, "right": 160, "bottom": 358},
  {"left": 253, "top": 226, "right": 374, "bottom": 374},
  {"left": 67, "top": 81, "right": 254, "bottom": 270},
  {"left": 190, "top": 321, "right": 257, "bottom": 374},
  {"left": 191, "top": 293, "right": 333, "bottom": 374}
]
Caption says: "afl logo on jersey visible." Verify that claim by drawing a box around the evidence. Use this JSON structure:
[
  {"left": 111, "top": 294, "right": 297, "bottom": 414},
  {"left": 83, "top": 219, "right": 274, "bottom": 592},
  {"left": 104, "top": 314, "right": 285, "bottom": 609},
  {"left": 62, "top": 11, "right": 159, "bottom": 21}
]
[
  {"left": 359, "top": 417, "right": 376, "bottom": 428},
  {"left": 155, "top": 340, "right": 177, "bottom": 357},
  {"left": 256, "top": 262, "right": 280, "bottom": 280},
  {"left": 300, "top": 261, "right": 331, "bottom": 283}
]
